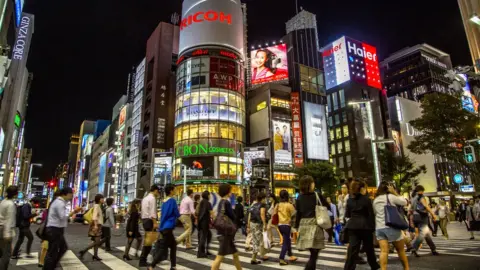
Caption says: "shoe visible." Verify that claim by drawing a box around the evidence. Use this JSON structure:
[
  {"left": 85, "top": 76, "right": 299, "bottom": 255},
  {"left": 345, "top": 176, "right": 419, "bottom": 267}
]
[
  {"left": 432, "top": 234, "right": 437, "bottom": 237},
  {"left": 288, "top": 256, "right": 298, "bottom": 262},
  {"left": 139, "top": 261, "right": 149, "bottom": 267},
  {"left": 105, "top": 248, "right": 112, "bottom": 252},
  {"left": 470, "top": 237, "right": 475, "bottom": 240},
  {"left": 245, "top": 247, "right": 252, "bottom": 252},
  {"left": 432, "top": 251, "right": 440, "bottom": 256},
  {"left": 185, "top": 246, "right": 195, "bottom": 250},
  {"left": 279, "top": 260, "right": 289, "bottom": 266},
  {"left": 251, "top": 260, "right": 261, "bottom": 265},
  {"left": 206, "top": 252, "right": 213, "bottom": 256},
  {"left": 261, "top": 256, "right": 269, "bottom": 261},
  {"left": 411, "top": 250, "right": 420, "bottom": 257},
  {"left": 78, "top": 251, "right": 86, "bottom": 260},
  {"left": 26, "top": 254, "right": 34, "bottom": 259},
  {"left": 406, "top": 247, "right": 412, "bottom": 252},
  {"left": 123, "top": 255, "right": 132, "bottom": 261},
  {"left": 197, "top": 254, "right": 208, "bottom": 258},
  {"left": 37, "top": 264, "right": 43, "bottom": 268},
  {"left": 92, "top": 255, "right": 102, "bottom": 261},
  {"left": 11, "top": 255, "right": 21, "bottom": 259}
]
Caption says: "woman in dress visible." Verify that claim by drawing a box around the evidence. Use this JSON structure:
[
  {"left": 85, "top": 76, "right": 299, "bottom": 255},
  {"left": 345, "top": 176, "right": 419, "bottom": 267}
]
[
  {"left": 295, "top": 176, "right": 330, "bottom": 270},
  {"left": 123, "top": 199, "right": 142, "bottom": 260},
  {"left": 79, "top": 194, "right": 105, "bottom": 261},
  {"left": 211, "top": 184, "right": 242, "bottom": 270}
]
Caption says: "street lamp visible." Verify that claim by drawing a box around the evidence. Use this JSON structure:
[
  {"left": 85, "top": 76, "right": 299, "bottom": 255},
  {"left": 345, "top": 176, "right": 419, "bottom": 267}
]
[{"left": 26, "top": 163, "right": 42, "bottom": 196}]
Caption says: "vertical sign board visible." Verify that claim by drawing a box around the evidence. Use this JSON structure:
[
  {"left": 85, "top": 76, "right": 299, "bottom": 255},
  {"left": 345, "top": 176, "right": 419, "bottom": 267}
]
[
  {"left": 156, "top": 84, "right": 167, "bottom": 147},
  {"left": 98, "top": 153, "right": 107, "bottom": 194},
  {"left": 11, "top": 13, "right": 34, "bottom": 75},
  {"left": 290, "top": 92, "right": 304, "bottom": 167}
]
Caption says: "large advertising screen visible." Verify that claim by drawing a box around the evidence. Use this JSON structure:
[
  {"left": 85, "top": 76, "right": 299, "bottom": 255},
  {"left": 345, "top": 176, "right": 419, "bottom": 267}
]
[
  {"left": 98, "top": 153, "right": 107, "bottom": 194},
  {"left": 273, "top": 121, "right": 292, "bottom": 164},
  {"left": 154, "top": 153, "right": 172, "bottom": 185},
  {"left": 182, "top": 157, "right": 215, "bottom": 178},
  {"left": 244, "top": 148, "right": 266, "bottom": 179},
  {"left": 250, "top": 44, "right": 289, "bottom": 85},
  {"left": 304, "top": 102, "right": 329, "bottom": 160},
  {"left": 179, "top": 0, "right": 245, "bottom": 57},
  {"left": 322, "top": 36, "right": 381, "bottom": 90}
]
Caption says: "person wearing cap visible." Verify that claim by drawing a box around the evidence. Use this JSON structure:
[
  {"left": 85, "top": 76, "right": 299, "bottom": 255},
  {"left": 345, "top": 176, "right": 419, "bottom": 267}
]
[{"left": 139, "top": 185, "right": 161, "bottom": 267}]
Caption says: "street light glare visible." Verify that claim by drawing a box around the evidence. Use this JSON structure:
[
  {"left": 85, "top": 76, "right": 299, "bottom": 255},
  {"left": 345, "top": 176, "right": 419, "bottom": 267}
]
[{"left": 470, "top": 14, "right": 480, "bottom": 26}]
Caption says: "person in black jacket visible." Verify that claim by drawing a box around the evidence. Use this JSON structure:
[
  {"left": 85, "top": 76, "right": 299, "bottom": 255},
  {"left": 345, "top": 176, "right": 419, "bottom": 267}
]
[
  {"left": 344, "top": 180, "right": 380, "bottom": 270},
  {"left": 295, "top": 176, "right": 331, "bottom": 270},
  {"left": 123, "top": 199, "right": 142, "bottom": 261},
  {"left": 197, "top": 191, "right": 213, "bottom": 258},
  {"left": 12, "top": 200, "right": 35, "bottom": 259},
  {"left": 234, "top": 196, "right": 246, "bottom": 236}
]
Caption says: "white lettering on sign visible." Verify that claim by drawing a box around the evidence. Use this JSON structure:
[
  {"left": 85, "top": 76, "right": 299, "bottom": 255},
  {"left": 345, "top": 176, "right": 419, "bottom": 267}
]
[
  {"left": 422, "top": 55, "right": 447, "bottom": 69},
  {"left": 347, "top": 41, "right": 377, "bottom": 61},
  {"left": 405, "top": 123, "right": 423, "bottom": 137},
  {"left": 13, "top": 16, "right": 31, "bottom": 60}
]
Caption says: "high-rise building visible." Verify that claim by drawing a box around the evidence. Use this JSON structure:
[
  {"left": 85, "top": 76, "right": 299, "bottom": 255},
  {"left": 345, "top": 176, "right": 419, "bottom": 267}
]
[
  {"left": 66, "top": 134, "right": 79, "bottom": 188},
  {"left": 88, "top": 125, "right": 110, "bottom": 201},
  {"left": 173, "top": 0, "right": 246, "bottom": 194},
  {"left": 73, "top": 120, "right": 96, "bottom": 207},
  {"left": 321, "top": 36, "right": 387, "bottom": 183},
  {"left": 139, "top": 22, "right": 179, "bottom": 197},
  {"left": 18, "top": 148, "right": 31, "bottom": 193},
  {"left": 127, "top": 58, "right": 145, "bottom": 201},
  {"left": 458, "top": 0, "right": 480, "bottom": 72}
]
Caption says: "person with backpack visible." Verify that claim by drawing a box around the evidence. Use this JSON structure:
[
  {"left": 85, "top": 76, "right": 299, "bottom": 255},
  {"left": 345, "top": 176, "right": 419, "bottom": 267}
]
[
  {"left": 102, "top": 198, "right": 115, "bottom": 251},
  {"left": 248, "top": 192, "right": 269, "bottom": 265},
  {"left": 0, "top": 186, "right": 19, "bottom": 270},
  {"left": 410, "top": 185, "right": 439, "bottom": 257},
  {"left": 12, "top": 199, "right": 35, "bottom": 259}
]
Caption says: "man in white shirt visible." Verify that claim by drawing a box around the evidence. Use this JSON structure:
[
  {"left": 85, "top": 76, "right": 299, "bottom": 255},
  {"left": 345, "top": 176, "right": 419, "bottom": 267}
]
[
  {"left": 139, "top": 185, "right": 161, "bottom": 267},
  {"left": 177, "top": 189, "right": 195, "bottom": 249},
  {"left": 0, "top": 186, "right": 18, "bottom": 270}
]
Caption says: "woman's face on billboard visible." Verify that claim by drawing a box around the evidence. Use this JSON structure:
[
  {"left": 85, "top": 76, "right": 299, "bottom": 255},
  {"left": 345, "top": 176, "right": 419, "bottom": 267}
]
[{"left": 255, "top": 51, "right": 267, "bottom": 67}]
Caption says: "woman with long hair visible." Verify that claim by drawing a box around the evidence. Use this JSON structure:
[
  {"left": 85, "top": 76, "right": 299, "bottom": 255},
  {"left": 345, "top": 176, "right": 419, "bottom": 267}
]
[
  {"left": 123, "top": 199, "right": 142, "bottom": 260},
  {"left": 79, "top": 194, "right": 105, "bottom": 261},
  {"left": 252, "top": 49, "right": 276, "bottom": 81},
  {"left": 295, "top": 176, "right": 330, "bottom": 270},
  {"left": 344, "top": 180, "right": 380, "bottom": 270},
  {"left": 197, "top": 191, "right": 213, "bottom": 258},
  {"left": 373, "top": 181, "right": 409, "bottom": 270},
  {"left": 267, "top": 194, "right": 283, "bottom": 245},
  {"left": 276, "top": 190, "right": 297, "bottom": 266},
  {"left": 211, "top": 184, "right": 242, "bottom": 270}
]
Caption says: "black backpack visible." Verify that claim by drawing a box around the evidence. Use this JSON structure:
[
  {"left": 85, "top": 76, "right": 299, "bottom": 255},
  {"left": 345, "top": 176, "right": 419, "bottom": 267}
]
[
  {"left": 249, "top": 203, "right": 262, "bottom": 223},
  {"left": 16, "top": 205, "right": 24, "bottom": 227}
]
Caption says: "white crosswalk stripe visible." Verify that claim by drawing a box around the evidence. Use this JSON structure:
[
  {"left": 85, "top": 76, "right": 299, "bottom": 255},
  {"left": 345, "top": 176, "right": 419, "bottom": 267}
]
[{"left": 12, "top": 234, "right": 480, "bottom": 269}]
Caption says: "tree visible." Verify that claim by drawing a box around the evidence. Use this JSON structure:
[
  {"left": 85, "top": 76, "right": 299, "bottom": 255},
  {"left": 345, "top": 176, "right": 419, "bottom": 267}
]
[
  {"left": 407, "top": 92, "right": 479, "bottom": 172},
  {"left": 378, "top": 149, "right": 426, "bottom": 195},
  {"left": 293, "top": 162, "right": 340, "bottom": 197}
]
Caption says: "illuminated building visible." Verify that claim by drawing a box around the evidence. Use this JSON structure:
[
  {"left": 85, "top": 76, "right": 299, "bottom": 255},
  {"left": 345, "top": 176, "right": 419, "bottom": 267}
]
[
  {"left": 139, "top": 22, "right": 178, "bottom": 197},
  {"left": 88, "top": 125, "right": 110, "bottom": 201},
  {"left": 458, "top": 0, "right": 480, "bottom": 72},
  {"left": 66, "top": 134, "right": 79, "bottom": 188},
  {"left": 173, "top": 0, "right": 246, "bottom": 194},
  {"left": 321, "top": 36, "right": 388, "bottom": 182}
]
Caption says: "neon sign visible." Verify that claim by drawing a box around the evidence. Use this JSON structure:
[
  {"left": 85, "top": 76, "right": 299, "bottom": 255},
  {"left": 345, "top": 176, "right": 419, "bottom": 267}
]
[
  {"left": 180, "top": 11, "right": 232, "bottom": 31},
  {"left": 176, "top": 143, "right": 235, "bottom": 157}
]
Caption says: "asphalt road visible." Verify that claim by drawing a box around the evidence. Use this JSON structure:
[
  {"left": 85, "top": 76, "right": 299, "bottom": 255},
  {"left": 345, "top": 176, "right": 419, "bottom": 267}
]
[{"left": 7, "top": 221, "right": 480, "bottom": 270}]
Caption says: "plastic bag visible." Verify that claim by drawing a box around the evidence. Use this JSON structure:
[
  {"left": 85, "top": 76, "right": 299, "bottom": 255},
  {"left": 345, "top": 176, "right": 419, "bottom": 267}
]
[
  {"left": 263, "top": 231, "right": 271, "bottom": 250},
  {"left": 334, "top": 223, "right": 343, "bottom": 246}
]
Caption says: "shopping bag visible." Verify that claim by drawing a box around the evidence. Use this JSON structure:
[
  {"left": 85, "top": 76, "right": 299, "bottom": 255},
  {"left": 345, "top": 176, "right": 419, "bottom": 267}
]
[
  {"left": 384, "top": 195, "right": 409, "bottom": 230},
  {"left": 144, "top": 231, "right": 160, "bottom": 247},
  {"left": 314, "top": 192, "right": 332, "bottom": 229},
  {"left": 262, "top": 231, "right": 271, "bottom": 250},
  {"left": 153, "top": 235, "right": 168, "bottom": 262},
  {"left": 333, "top": 223, "right": 343, "bottom": 246}
]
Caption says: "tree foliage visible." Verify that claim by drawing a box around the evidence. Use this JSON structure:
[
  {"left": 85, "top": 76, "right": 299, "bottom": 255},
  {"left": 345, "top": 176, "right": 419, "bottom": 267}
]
[
  {"left": 378, "top": 149, "right": 426, "bottom": 194},
  {"left": 407, "top": 92, "right": 479, "bottom": 169},
  {"left": 293, "top": 162, "right": 340, "bottom": 196}
]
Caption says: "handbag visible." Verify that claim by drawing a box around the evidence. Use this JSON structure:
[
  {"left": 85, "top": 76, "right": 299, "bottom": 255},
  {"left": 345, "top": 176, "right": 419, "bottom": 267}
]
[
  {"left": 384, "top": 195, "right": 409, "bottom": 230},
  {"left": 144, "top": 231, "right": 160, "bottom": 247},
  {"left": 314, "top": 192, "right": 332, "bottom": 229},
  {"left": 339, "top": 226, "right": 349, "bottom": 244},
  {"left": 333, "top": 223, "right": 343, "bottom": 246},
  {"left": 271, "top": 214, "right": 279, "bottom": 225},
  {"left": 213, "top": 200, "right": 237, "bottom": 236}
]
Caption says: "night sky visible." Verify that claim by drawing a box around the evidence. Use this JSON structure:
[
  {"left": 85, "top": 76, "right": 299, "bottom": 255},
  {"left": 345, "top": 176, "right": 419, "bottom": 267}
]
[{"left": 22, "top": 0, "right": 470, "bottom": 180}]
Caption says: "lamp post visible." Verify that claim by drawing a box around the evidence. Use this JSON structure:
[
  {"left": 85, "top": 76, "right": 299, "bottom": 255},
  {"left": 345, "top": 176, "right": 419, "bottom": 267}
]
[
  {"left": 348, "top": 101, "right": 394, "bottom": 187},
  {"left": 26, "top": 163, "right": 42, "bottom": 196}
]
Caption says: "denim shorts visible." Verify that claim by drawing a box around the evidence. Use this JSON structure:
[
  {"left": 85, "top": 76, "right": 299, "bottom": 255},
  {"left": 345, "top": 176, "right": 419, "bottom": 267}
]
[{"left": 376, "top": 227, "right": 403, "bottom": 242}]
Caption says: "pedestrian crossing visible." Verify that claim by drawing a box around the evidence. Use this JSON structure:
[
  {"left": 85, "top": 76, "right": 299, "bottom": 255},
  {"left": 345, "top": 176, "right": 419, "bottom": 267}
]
[{"left": 10, "top": 234, "right": 480, "bottom": 270}]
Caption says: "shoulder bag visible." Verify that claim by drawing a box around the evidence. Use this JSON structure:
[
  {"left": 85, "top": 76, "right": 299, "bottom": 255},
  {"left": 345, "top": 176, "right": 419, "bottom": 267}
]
[
  {"left": 213, "top": 200, "right": 237, "bottom": 236},
  {"left": 314, "top": 192, "right": 332, "bottom": 229},
  {"left": 384, "top": 195, "right": 409, "bottom": 230}
]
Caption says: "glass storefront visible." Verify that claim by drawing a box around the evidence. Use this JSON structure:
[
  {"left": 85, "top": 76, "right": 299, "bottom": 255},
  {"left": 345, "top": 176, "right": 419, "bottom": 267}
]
[{"left": 173, "top": 49, "right": 246, "bottom": 185}]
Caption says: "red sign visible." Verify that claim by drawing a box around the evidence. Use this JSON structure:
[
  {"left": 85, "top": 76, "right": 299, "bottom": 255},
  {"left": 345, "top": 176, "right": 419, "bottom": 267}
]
[
  {"left": 291, "top": 92, "right": 304, "bottom": 167},
  {"left": 180, "top": 11, "right": 232, "bottom": 31}
]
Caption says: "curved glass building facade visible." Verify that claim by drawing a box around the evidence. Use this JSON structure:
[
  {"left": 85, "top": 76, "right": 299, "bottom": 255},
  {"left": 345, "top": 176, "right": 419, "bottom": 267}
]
[{"left": 173, "top": 49, "right": 246, "bottom": 193}]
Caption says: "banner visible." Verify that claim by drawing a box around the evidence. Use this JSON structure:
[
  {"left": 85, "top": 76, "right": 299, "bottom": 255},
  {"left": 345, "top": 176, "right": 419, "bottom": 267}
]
[
  {"left": 290, "top": 93, "right": 304, "bottom": 167},
  {"left": 272, "top": 120, "right": 292, "bottom": 164}
]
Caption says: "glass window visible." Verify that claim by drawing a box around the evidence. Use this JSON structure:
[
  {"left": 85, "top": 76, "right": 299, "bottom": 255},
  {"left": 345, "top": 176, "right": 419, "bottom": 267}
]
[
  {"left": 343, "top": 125, "right": 349, "bottom": 137},
  {"left": 328, "top": 116, "right": 333, "bottom": 127},
  {"left": 335, "top": 114, "right": 340, "bottom": 125},
  {"left": 342, "top": 112, "right": 347, "bottom": 123},
  {"left": 339, "top": 89, "right": 345, "bottom": 108},
  {"left": 329, "top": 129, "right": 334, "bottom": 140},
  {"left": 331, "top": 144, "right": 336, "bottom": 155},
  {"left": 337, "top": 142, "right": 343, "bottom": 154},
  {"left": 220, "top": 163, "right": 228, "bottom": 177},
  {"left": 228, "top": 94, "right": 237, "bottom": 107},
  {"left": 327, "top": 95, "right": 331, "bottom": 113},
  {"left": 229, "top": 164, "right": 237, "bottom": 179},
  {"left": 190, "top": 92, "right": 199, "bottom": 105},
  {"left": 257, "top": 101, "right": 267, "bottom": 111},
  {"left": 348, "top": 170, "right": 353, "bottom": 177},
  {"left": 336, "top": 127, "right": 342, "bottom": 139},
  {"left": 346, "top": 155, "right": 351, "bottom": 167},
  {"left": 338, "top": 157, "right": 344, "bottom": 168},
  {"left": 332, "top": 92, "right": 338, "bottom": 111},
  {"left": 181, "top": 125, "right": 189, "bottom": 140},
  {"left": 220, "top": 123, "right": 229, "bottom": 139},
  {"left": 345, "top": 140, "right": 350, "bottom": 152},
  {"left": 300, "top": 65, "right": 308, "bottom": 76}
]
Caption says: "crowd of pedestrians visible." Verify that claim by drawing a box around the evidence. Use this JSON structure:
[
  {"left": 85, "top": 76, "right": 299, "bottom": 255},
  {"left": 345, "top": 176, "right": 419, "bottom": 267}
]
[{"left": 0, "top": 178, "right": 479, "bottom": 270}]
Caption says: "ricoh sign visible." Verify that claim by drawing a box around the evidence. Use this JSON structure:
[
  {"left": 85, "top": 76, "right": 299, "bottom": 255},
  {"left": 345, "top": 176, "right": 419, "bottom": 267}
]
[
  {"left": 179, "top": 0, "right": 244, "bottom": 59},
  {"left": 322, "top": 36, "right": 382, "bottom": 90}
]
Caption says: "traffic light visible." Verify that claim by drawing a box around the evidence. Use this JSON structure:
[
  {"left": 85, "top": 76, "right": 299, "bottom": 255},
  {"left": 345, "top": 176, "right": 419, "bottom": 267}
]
[
  {"left": 464, "top": 145, "right": 476, "bottom": 163},
  {"left": 48, "top": 180, "right": 56, "bottom": 188}
]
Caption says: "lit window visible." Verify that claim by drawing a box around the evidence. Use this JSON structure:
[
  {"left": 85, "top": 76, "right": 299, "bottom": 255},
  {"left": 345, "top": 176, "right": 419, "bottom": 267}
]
[
  {"left": 256, "top": 101, "right": 267, "bottom": 111},
  {"left": 332, "top": 92, "right": 338, "bottom": 111},
  {"left": 336, "top": 127, "right": 342, "bottom": 139},
  {"left": 331, "top": 144, "right": 336, "bottom": 155},
  {"left": 345, "top": 140, "right": 351, "bottom": 152},
  {"left": 329, "top": 129, "right": 334, "bottom": 140},
  {"left": 339, "top": 89, "right": 346, "bottom": 108},
  {"left": 337, "top": 142, "right": 343, "bottom": 154},
  {"left": 343, "top": 125, "right": 349, "bottom": 137}
]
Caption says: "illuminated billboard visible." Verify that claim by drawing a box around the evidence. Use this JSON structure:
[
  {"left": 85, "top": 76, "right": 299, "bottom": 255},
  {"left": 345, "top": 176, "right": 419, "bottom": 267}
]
[
  {"left": 154, "top": 153, "right": 172, "bottom": 184},
  {"left": 98, "top": 153, "right": 107, "bottom": 194},
  {"left": 250, "top": 44, "right": 289, "bottom": 85},
  {"left": 179, "top": 0, "right": 245, "bottom": 57},
  {"left": 322, "top": 36, "right": 381, "bottom": 90},
  {"left": 304, "top": 102, "right": 328, "bottom": 160},
  {"left": 244, "top": 148, "right": 266, "bottom": 179},
  {"left": 119, "top": 106, "right": 127, "bottom": 127},
  {"left": 273, "top": 120, "right": 292, "bottom": 164},
  {"left": 182, "top": 157, "right": 215, "bottom": 178}
]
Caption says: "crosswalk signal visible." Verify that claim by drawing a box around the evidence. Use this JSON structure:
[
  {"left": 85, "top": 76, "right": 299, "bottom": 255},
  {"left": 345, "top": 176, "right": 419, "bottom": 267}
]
[{"left": 464, "top": 145, "right": 476, "bottom": 163}]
